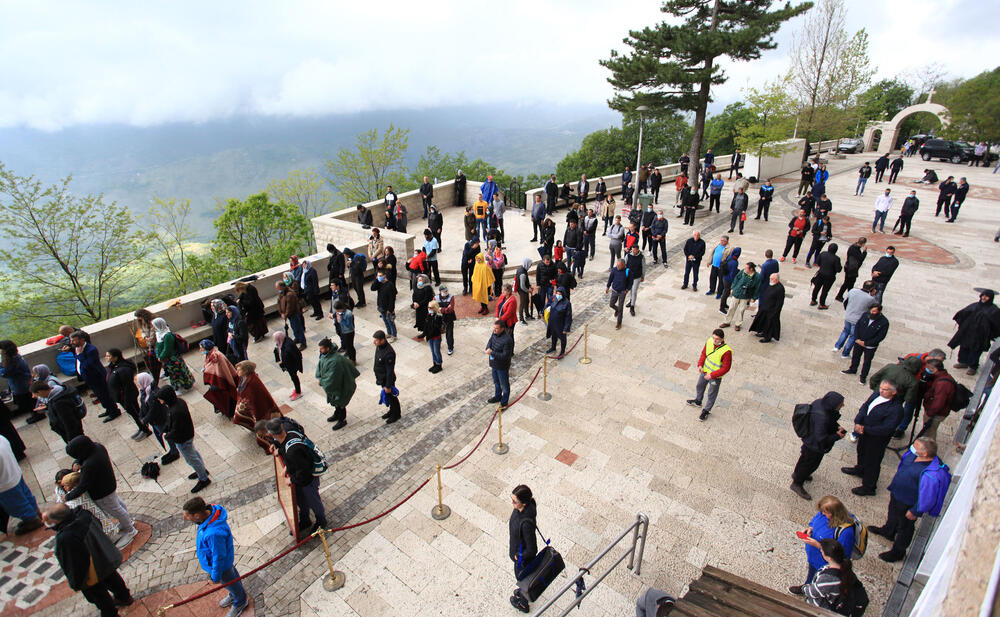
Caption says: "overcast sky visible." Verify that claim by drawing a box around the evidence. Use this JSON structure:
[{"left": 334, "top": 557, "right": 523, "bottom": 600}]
[{"left": 1, "top": 0, "right": 996, "bottom": 131}]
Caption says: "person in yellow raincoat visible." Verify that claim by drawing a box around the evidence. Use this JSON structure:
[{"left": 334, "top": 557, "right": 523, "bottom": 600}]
[{"left": 471, "top": 253, "right": 495, "bottom": 315}]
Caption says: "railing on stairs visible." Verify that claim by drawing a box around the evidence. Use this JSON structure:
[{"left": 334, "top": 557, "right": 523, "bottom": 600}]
[{"left": 531, "top": 512, "right": 650, "bottom": 617}]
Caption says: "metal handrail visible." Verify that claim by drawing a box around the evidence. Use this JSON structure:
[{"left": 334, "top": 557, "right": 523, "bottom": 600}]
[{"left": 531, "top": 512, "right": 650, "bottom": 617}]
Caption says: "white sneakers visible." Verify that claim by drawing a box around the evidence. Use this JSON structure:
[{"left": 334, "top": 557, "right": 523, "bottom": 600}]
[{"left": 114, "top": 527, "right": 138, "bottom": 549}]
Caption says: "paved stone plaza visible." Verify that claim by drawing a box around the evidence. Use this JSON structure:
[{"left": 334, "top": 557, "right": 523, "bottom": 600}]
[{"left": 6, "top": 153, "right": 998, "bottom": 617}]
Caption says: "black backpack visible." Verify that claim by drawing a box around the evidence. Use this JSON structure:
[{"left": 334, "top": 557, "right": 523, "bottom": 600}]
[
  {"left": 792, "top": 403, "right": 814, "bottom": 439},
  {"left": 830, "top": 577, "right": 869, "bottom": 617},
  {"left": 948, "top": 380, "right": 973, "bottom": 411}
]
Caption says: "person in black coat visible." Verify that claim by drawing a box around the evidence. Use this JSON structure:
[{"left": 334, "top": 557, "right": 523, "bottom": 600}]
[
  {"left": 411, "top": 275, "right": 434, "bottom": 333},
  {"left": 346, "top": 249, "right": 367, "bottom": 307},
  {"left": 894, "top": 190, "right": 919, "bottom": 237},
  {"left": 372, "top": 331, "right": 400, "bottom": 423},
  {"left": 935, "top": 176, "right": 956, "bottom": 217},
  {"left": 301, "top": 260, "right": 323, "bottom": 319},
  {"left": 790, "top": 391, "right": 846, "bottom": 500},
  {"left": 681, "top": 231, "right": 706, "bottom": 291},
  {"left": 44, "top": 504, "right": 133, "bottom": 617},
  {"left": 30, "top": 381, "right": 84, "bottom": 444},
  {"left": 428, "top": 205, "right": 444, "bottom": 250},
  {"left": 948, "top": 289, "right": 1000, "bottom": 375},
  {"left": 874, "top": 153, "right": 890, "bottom": 182},
  {"left": 273, "top": 331, "right": 304, "bottom": 399},
  {"left": 843, "top": 305, "right": 890, "bottom": 382},
  {"left": 809, "top": 243, "right": 842, "bottom": 309},
  {"left": 105, "top": 350, "right": 150, "bottom": 440},
  {"left": 326, "top": 243, "right": 346, "bottom": 289},
  {"left": 156, "top": 387, "right": 211, "bottom": 492},
  {"left": 64, "top": 436, "right": 139, "bottom": 540},
  {"left": 460, "top": 238, "right": 480, "bottom": 295},
  {"left": 842, "top": 382, "right": 904, "bottom": 495},
  {"left": 454, "top": 171, "right": 467, "bottom": 208},
  {"left": 749, "top": 273, "right": 785, "bottom": 343},
  {"left": 870, "top": 246, "right": 899, "bottom": 302},
  {"left": 265, "top": 418, "right": 327, "bottom": 534},
  {"left": 835, "top": 238, "right": 868, "bottom": 302},
  {"left": 208, "top": 299, "right": 229, "bottom": 349},
  {"left": 508, "top": 484, "right": 538, "bottom": 613}
]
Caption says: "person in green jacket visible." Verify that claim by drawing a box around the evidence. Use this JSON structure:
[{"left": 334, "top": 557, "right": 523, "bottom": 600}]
[
  {"left": 316, "top": 338, "right": 360, "bottom": 431},
  {"left": 868, "top": 355, "right": 923, "bottom": 437},
  {"left": 719, "top": 263, "right": 760, "bottom": 331},
  {"left": 152, "top": 318, "right": 194, "bottom": 392}
]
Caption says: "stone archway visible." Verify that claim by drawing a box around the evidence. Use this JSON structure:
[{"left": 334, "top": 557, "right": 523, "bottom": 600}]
[{"left": 863, "top": 93, "right": 950, "bottom": 152}]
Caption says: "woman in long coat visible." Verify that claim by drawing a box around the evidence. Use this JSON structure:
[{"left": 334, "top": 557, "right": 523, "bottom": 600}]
[
  {"left": 200, "top": 340, "right": 238, "bottom": 417},
  {"left": 226, "top": 305, "right": 249, "bottom": 362},
  {"left": 749, "top": 275, "right": 785, "bottom": 343},
  {"left": 236, "top": 281, "right": 268, "bottom": 342},
  {"left": 152, "top": 318, "right": 194, "bottom": 392},
  {"left": 272, "top": 331, "right": 304, "bottom": 400},
  {"left": 233, "top": 361, "right": 282, "bottom": 452}
]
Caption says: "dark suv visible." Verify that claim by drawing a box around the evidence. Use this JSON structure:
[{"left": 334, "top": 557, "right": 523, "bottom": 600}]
[{"left": 919, "top": 139, "right": 967, "bottom": 163}]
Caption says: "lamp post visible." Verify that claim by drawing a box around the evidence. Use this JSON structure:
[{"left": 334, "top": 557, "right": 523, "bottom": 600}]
[{"left": 635, "top": 105, "right": 649, "bottom": 182}]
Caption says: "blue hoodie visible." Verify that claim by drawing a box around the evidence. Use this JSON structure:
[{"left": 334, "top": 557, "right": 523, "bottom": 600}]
[
  {"left": 196, "top": 504, "right": 236, "bottom": 582},
  {"left": 722, "top": 247, "right": 742, "bottom": 284},
  {"left": 889, "top": 452, "right": 952, "bottom": 517}
]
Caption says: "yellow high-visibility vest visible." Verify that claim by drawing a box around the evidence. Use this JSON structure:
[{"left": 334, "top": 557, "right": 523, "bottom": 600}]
[{"left": 702, "top": 337, "right": 732, "bottom": 374}]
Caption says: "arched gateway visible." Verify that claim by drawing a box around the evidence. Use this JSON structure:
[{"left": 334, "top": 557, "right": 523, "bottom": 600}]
[{"left": 862, "top": 91, "right": 950, "bottom": 152}]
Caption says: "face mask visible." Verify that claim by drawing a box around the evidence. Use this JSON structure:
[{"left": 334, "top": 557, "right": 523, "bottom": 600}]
[
  {"left": 924, "top": 368, "right": 933, "bottom": 375},
  {"left": 657, "top": 215, "right": 663, "bottom": 219},
  {"left": 377, "top": 275, "right": 385, "bottom": 282},
  {"left": 428, "top": 309, "right": 434, "bottom": 315},
  {"left": 417, "top": 282, "right": 425, "bottom": 288},
  {"left": 555, "top": 294, "right": 563, "bottom": 301},
  {"left": 885, "top": 252, "right": 892, "bottom": 257},
  {"left": 647, "top": 207, "right": 652, "bottom": 211}
]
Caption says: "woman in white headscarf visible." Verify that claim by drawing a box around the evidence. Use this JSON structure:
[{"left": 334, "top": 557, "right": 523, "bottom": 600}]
[{"left": 152, "top": 317, "right": 194, "bottom": 392}]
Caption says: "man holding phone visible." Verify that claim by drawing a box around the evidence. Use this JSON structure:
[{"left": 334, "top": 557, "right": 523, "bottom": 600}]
[{"left": 790, "top": 391, "right": 847, "bottom": 500}]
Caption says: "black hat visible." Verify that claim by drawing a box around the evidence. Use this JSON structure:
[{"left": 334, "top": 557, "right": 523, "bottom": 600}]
[{"left": 974, "top": 288, "right": 996, "bottom": 299}]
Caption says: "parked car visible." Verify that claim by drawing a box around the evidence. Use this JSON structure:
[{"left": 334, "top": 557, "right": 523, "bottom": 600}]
[
  {"left": 919, "top": 139, "right": 968, "bottom": 163},
  {"left": 838, "top": 138, "right": 863, "bottom": 154},
  {"left": 908, "top": 134, "right": 933, "bottom": 149}
]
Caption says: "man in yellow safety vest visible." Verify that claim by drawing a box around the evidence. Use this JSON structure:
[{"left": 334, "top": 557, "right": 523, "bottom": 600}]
[{"left": 687, "top": 328, "right": 733, "bottom": 421}]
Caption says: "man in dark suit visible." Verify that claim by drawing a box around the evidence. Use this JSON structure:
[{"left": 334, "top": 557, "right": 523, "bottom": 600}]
[
  {"left": 544, "top": 174, "right": 558, "bottom": 215},
  {"left": 419, "top": 176, "right": 433, "bottom": 219},
  {"left": 301, "top": 260, "right": 323, "bottom": 319},
  {"left": 576, "top": 174, "right": 590, "bottom": 205},
  {"left": 842, "top": 380, "right": 904, "bottom": 495}
]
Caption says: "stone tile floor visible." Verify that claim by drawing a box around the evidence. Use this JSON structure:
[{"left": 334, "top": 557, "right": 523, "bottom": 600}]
[{"left": 7, "top": 152, "right": 999, "bottom": 617}]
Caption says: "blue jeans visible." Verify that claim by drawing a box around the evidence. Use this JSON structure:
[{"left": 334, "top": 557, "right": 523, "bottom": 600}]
[
  {"left": 477, "top": 219, "right": 489, "bottom": 239},
  {"left": 152, "top": 425, "right": 179, "bottom": 457},
  {"left": 897, "top": 401, "right": 917, "bottom": 433},
  {"left": 176, "top": 439, "right": 209, "bottom": 482},
  {"left": 856, "top": 177, "right": 867, "bottom": 195},
  {"left": 872, "top": 210, "right": 888, "bottom": 232},
  {"left": 219, "top": 566, "right": 247, "bottom": 608},
  {"left": 429, "top": 338, "right": 442, "bottom": 366},
  {"left": 835, "top": 320, "right": 856, "bottom": 357},
  {"left": 380, "top": 310, "right": 397, "bottom": 337},
  {"left": 492, "top": 368, "right": 510, "bottom": 404},
  {"left": 287, "top": 313, "right": 306, "bottom": 346},
  {"left": 804, "top": 564, "right": 817, "bottom": 585},
  {"left": 0, "top": 477, "right": 39, "bottom": 519}
]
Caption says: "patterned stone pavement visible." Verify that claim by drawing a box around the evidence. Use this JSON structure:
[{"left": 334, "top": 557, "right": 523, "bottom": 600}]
[{"left": 6, "top": 152, "right": 999, "bottom": 617}]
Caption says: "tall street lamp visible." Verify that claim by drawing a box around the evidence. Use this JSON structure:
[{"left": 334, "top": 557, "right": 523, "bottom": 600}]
[{"left": 635, "top": 105, "right": 649, "bottom": 182}]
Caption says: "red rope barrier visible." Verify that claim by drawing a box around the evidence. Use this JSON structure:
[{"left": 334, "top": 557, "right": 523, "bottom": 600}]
[{"left": 547, "top": 332, "right": 585, "bottom": 360}]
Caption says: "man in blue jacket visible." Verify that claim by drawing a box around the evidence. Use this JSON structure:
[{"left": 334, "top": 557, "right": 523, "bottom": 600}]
[
  {"left": 842, "top": 380, "right": 904, "bottom": 495},
  {"left": 870, "top": 437, "right": 951, "bottom": 562},
  {"left": 704, "top": 236, "right": 728, "bottom": 297},
  {"left": 183, "top": 497, "right": 247, "bottom": 617},
  {"left": 606, "top": 259, "right": 630, "bottom": 329},
  {"left": 486, "top": 321, "right": 514, "bottom": 406},
  {"left": 65, "top": 331, "right": 119, "bottom": 419}
]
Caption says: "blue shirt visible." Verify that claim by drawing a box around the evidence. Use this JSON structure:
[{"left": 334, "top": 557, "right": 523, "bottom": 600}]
[
  {"left": 711, "top": 244, "right": 726, "bottom": 268},
  {"left": 710, "top": 178, "right": 724, "bottom": 195},
  {"left": 423, "top": 237, "right": 439, "bottom": 261},
  {"left": 806, "top": 511, "right": 855, "bottom": 570},
  {"left": 889, "top": 457, "right": 932, "bottom": 507},
  {"left": 337, "top": 309, "right": 355, "bottom": 334}
]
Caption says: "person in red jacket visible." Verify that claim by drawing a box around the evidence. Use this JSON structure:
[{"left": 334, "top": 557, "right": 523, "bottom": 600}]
[
  {"left": 495, "top": 284, "right": 519, "bottom": 347},
  {"left": 919, "top": 359, "right": 956, "bottom": 441},
  {"left": 686, "top": 329, "right": 733, "bottom": 421}
]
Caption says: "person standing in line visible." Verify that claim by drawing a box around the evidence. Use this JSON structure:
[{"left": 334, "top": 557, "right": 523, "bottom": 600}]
[
  {"left": 436, "top": 285, "right": 458, "bottom": 354},
  {"left": 233, "top": 365, "right": 282, "bottom": 451},
  {"left": 781, "top": 209, "right": 809, "bottom": 263},
  {"left": 595, "top": 177, "right": 608, "bottom": 211},
  {"left": 544, "top": 287, "right": 573, "bottom": 356},
  {"left": 708, "top": 173, "right": 724, "bottom": 212},
  {"left": 535, "top": 253, "right": 558, "bottom": 304},
  {"left": 754, "top": 179, "right": 774, "bottom": 221},
  {"left": 419, "top": 176, "right": 433, "bottom": 219},
  {"left": 29, "top": 379, "right": 85, "bottom": 444},
  {"left": 948, "top": 288, "right": 1000, "bottom": 376},
  {"left": 842, "top": 380, "right": 903, "bottom": 496},
  {"left": 855, "top": 162, "right": 872, "bottom": 196},
  {"left": 842, "top": 305, "right": 890, "bottom": 383},
  {"left": 682, "top": 186, "right": 699, "bottom": 226},
  {"left": 272, "top": 331, "right": 303, "bottom": 401},
  {"left": 870, "top": 437, "right": 951, "bottom": 562},
  {"left": 300, "top": 260, "right": 323, "bottom": 320},
  {"left": 64, "top": 331, "right": 120, "bottom": 419},
  {"left": 371, "top": 269, "right": 399, "bottom": 341},
  {"left": 804, "top": 215, "right": 832, "bottom": 268},
  {"left": 798, "top": 162, "right": 814, "bottom": 196},
  {"left": 265, "top": 418, "right": 328, "bottom": 534},
  {"left": 492, "top": 192, "right": 506, "bottom": 241},
  {"left": 345, "top": 249, "right": 367, "bottom": 308},
  {"left": 463, "top": 205, "right": 476, "bottom": 242},
  {"left": 809, "top": 244, "right": 842, "bottom": 310},
  {"left": 650, "top": 209, "right": 668, "bottom": 266},
  {"left": 789, "top": 393, "right": 846, "bottom": 500},
  {"left": 576, "top": 174, "right": 590, "bottom": 206},
  {"left": 544, "top": 174, "right": 558, "bottom": 215},
  {"left": 105, "top": 349, "right": 150, "bottom": 440},
  {"left": 871, "top": 187, "right": 893, "bottom": 233},
  {"left": 422, "top": 228, "right": 441, "bottom": 286},
  {"left": 474, "top": 192, "right": 490, "bottom": 239},
  {"left": 454, "top": 169, "right": 467, "bottom": 207},
  {"left": 895, "top": 190, "right": 919, "bottom": 237},
  {"left": 729, "top": 150, "right": 741, "bottom": 179},
  {"left": 373, "top": 331, "right": 401, "bottom": 424},
  {"left": 225, "top": 305, "right": 249, "bottom": 362},
  {"left": 935, "top": 176, "right": 957, "bottom": 218},
  {"left": 530, "top": 194, "right": 545, "bottom": 241},
  {"left": 472, "top": 253, "right": 496, "bottom": 315},
  {"left": 719, "top": 261, "right": 760, "bottom": 331},
  {"left": 870, "top": 246, "right": 899, "bottom": 303},
  {"left": 182, "top": 497, "right": 248, "bottom": 617},
  {"left": 508, "top": 484, "right": 538, "bottom": 614},
  {"left": 717, "top": 247, "right": 742, "bottom": 314},
  {"left": 748, "top": 272, "right": 784, "bottom": 343},
  {"left": 159, "top": 383, "right": 216, "bottom": 491},
  {"left": 606, "top": 259, "right": 630, "bottom": 330},
  {"left": 888, "top": 154, "right": 904, "bottom": 184},
  {"left": 916, "top": 359, "right": 956, "bottom": 441},
  {"left": 874, "top": 153, "right": 890, "bottom": 183},
  {"left": 0, "top": 341, "right": 40, "bottom": 424},
  {"left": 624, "top": 244, "right": 645, "bottom": 317},
  {"left": 687, "top": 329, "right": 732, "bottom": 421},
  {"left": 277, "top": 281, "right": 308, "bottom": 350},
  {"left": 197, "top": 341, "right": 237, "bottom": 418},
  {"left": 486, "top": 320, "right": 514, "bottom": 406},
  {"left": 582, "top": 208, "right": 599, "bottom": 260},
  {"left": 705, "top": 236, "right": 728, "bottom": 297},
  {"left": 316, "top": 338, "right": 360, "bottom": 431},
  {"left": 423, "top": 301, "right": 445, "bottom": 374},
  {"left": 461, "top": 237, "right": 480, "bottom": 295},
  {"left": 757, "top": 249, "right": 779, "bottom": 295},
  {"left": 681, "top": 231, "right": 705, "bottom": 291},
  {"left": 946, "top": 177, "right": 969, "bottom": 223},
  {"left": 728, "top": 188, "right": 749, "bottom": 235},
  {"left": 494, "top": 285, "right": 518, "bottom": 347},
  {"left": 63, "top": 435, "right": 140, "bottom": 546},
  {"left": 43, "top": 503, "right": 134, "bottom": 617},
  {"left": 834, "top": 281, "right": 879, "bottom": 358},
  {"left": 603, "top": 214, "right": 623, "bottom": 270},
  {"left": 331, "top": 301, "right": 356, "bottom": 364},
  {"left": 834, "top": 238, "right": 868, "bottom": 303},
  {"left": 0, "top": 435, "right": 43, "bottom": 534},
  {"left": 649, "top": 167, "right": 662, "bottom": 204}
]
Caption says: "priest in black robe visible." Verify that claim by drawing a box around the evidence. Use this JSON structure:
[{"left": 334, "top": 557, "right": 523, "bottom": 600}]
[{"left": 749, "top": 272, "right": 785, "bottom": 343}]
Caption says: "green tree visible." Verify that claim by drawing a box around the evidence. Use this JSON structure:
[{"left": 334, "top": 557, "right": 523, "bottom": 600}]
[
  {"left": 940, "top": 67, "right": 1000, "bottom": 144},
  {"left": 210, "top": 193, "right": 312, "bottom": 276},
  {"left": 0, "top": 163, "right": 145, "bottom": 333},
  {"left": 703, "top": 102, "right": 756, "bottom": 155},
  {"left": 601, "top": 0, "right": 810, "bottom": 191},
  {"left": 555, "top": 114, "right": 690, "bottom": 180},
  {"left": 735, "top": 77, "right": 797, "bottom": 161},
  {"left": 325, "top": 125, "right": 409, "bottom": 205},
  {"left": 409, "top": 146, "right": 465, "bottom": 187},
  {"left": 410, "top": 146, "right": 545, "bottom": 207},
  {"left": 266, "top": 168, "right": 335, "bottom": 219},
  {"left": 143, "top": 196, "right": 202, "bottom": 296},
  {"left": 856, "top": 79, "right": 914, "bottom": 124}
]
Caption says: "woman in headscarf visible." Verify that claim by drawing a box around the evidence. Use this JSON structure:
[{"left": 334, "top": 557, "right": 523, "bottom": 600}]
[
  {"left": 233, "top": 361, "right": 283, "bottom": 452},
  {"left": 136, "top": 371, "right": 178, "bottom": 461},
  {"left": 488, "top": 239, "right": 506, "bottom": 297},
  {"left": 0, "top": 340, "right": 36, "bottom": 421},
  {"left": 471, "top": 253, "right": 495, "bottom": 315},
  {"left": 411, "top": 274, "right": 434, "bottom": 332},
  {"left": 152, "top": 317, "right": 195, "bottom": 392},
  {"left": 105, "top": 348, "right": 150, "bottom": 440},
  {"left": 133, "top": 309, "right": 162, "bottom": 387},
  {"left": 226, "top": 305, "right": 249, "bottom": 362},
  {"left": 31, "top": 364, "right": 63, "bottom": 396},
  {"left": 235, "top": 281, "right": 268, "bottom": 342},
  {"left": 208, "top": 299, "right": 229, "bottom": 350},
  {"left": 272, "top": 331, "right": 304, "bottom": 401},
  {"left": 200, "top": 340, "right": 238, "bottom": 418}
]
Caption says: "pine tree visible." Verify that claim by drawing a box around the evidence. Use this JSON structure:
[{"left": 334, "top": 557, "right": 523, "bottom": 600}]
[{"left": 601, "top": 0, "right": 810, "bottom": 190}]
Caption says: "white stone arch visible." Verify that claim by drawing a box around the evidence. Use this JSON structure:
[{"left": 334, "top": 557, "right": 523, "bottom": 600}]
[{"left": 862, "top": 98, "right": 950, "bottom": 153}]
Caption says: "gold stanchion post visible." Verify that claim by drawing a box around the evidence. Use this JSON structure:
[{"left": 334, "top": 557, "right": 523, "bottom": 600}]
[
  {"left": 317, "top": 528, "right": 346, "bottom": 591},
  {"left": 537, "top": 355, "right": 552, "bottom": 401},
  {"left": 492, "top": 404, "right": 509, "bottom": 455},
  {"left": 579, "top": 323, "right": 592, "bottom": 364},
  {"left": 430, "top": 464, "right": 451, "bottom": 520}
]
